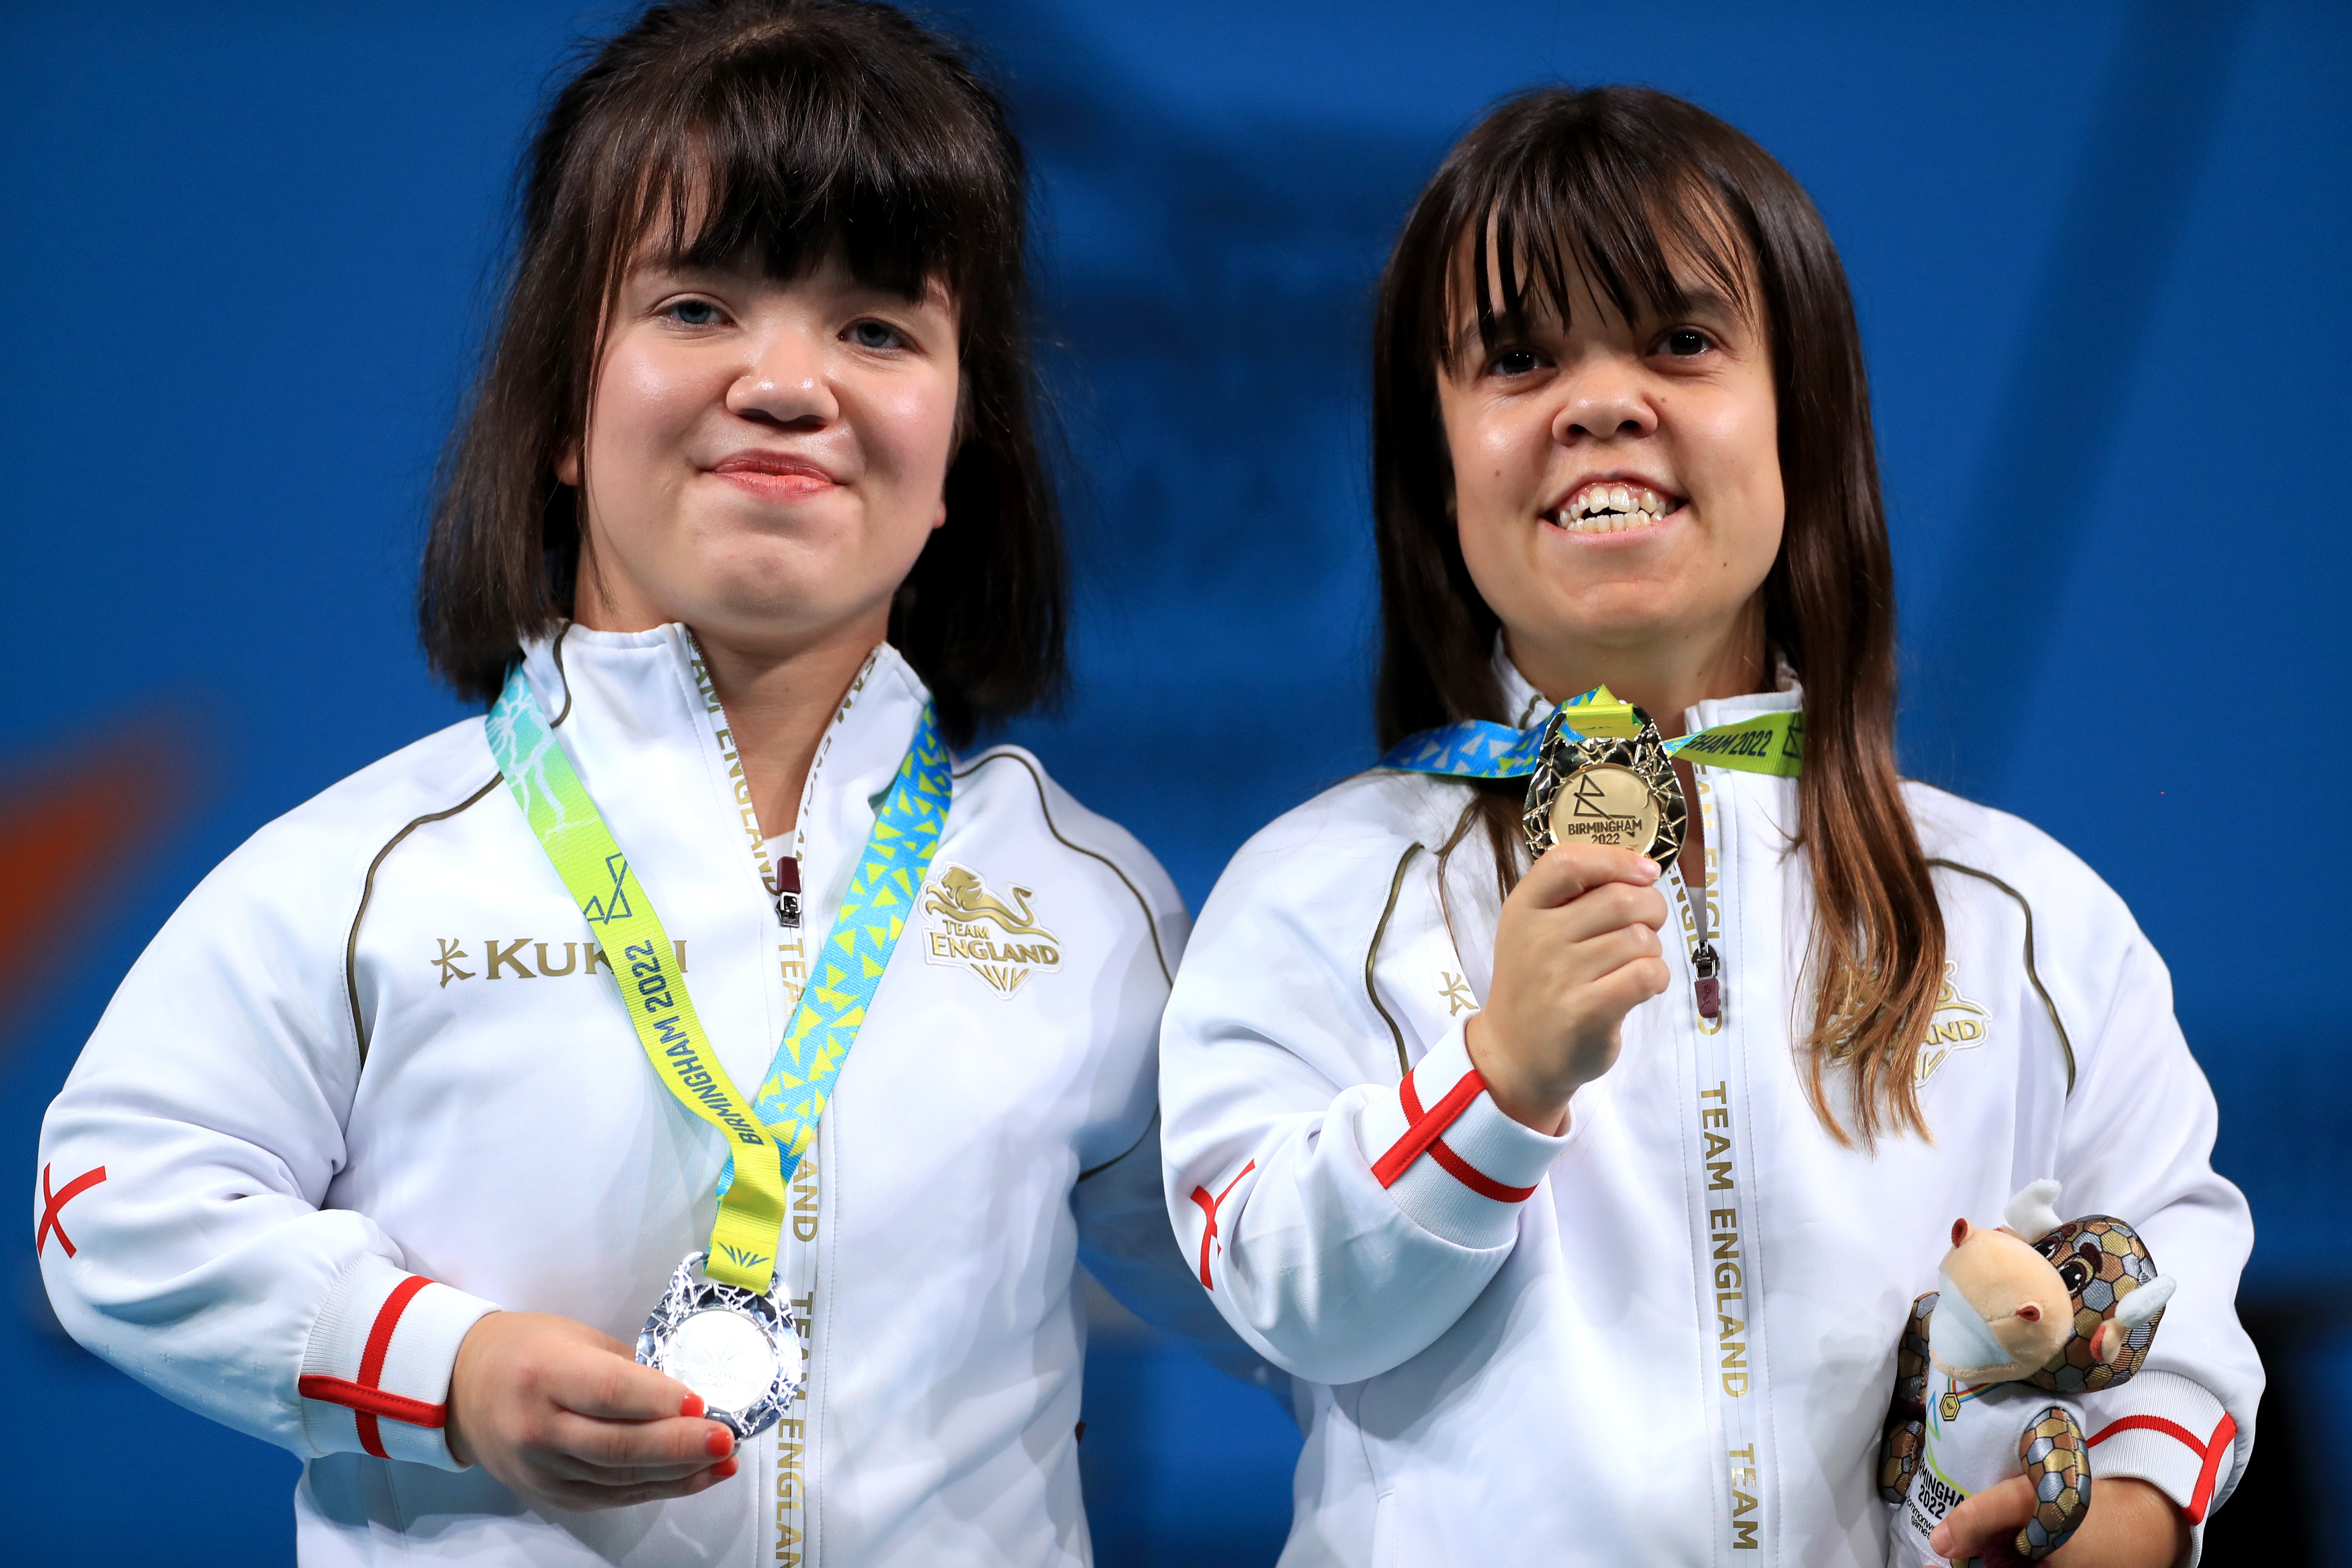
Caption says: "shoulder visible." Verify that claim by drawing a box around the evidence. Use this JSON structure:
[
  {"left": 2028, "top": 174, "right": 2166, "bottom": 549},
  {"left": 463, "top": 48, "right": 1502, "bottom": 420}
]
[
  {"left": 948, "top": 743, "right": 1187, "bottom": 960},
  {"left": 91, "top": 718, "right": 503, "bottom": 1066},
  {"left": 1901, "top": 781, "right": 2158, "bottom": 1045},
  {"left": 189, "top": 718, "right": 503, "bottom": 928},
  {"left": 1192, "top": 769, "right": 1466, "bottom": 956},
  {"left": 1902, "top": 781, "right": 2142, "bottom": 940}
]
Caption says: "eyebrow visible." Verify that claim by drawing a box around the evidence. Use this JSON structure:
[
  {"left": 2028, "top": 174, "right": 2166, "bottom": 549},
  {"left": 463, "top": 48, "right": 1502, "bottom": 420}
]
[
  {"left": 1446, "top": 276, "right": 1751, "bottom": 357},
  {"left": 1662, "top": 285, "right": 1746, "bottom": 325}
]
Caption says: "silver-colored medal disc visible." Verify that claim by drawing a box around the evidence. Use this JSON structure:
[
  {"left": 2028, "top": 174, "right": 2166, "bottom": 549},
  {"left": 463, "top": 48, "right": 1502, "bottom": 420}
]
[
  {"left": 1522, "top": 704, "right": 1686, "bottom": 868},
  {"left": 636, "top": 1253, "right": 804, "bottom": 1439}
]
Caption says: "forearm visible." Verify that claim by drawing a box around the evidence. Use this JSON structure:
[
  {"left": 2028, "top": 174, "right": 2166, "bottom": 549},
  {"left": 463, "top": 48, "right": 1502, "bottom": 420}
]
[{"left": 1166, "top": 1023, "right": 1565, "bottom": 1385}]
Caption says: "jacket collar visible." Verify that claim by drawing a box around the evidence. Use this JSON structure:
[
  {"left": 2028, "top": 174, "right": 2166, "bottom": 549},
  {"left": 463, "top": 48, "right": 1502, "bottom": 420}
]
[
  {"left": 516, "top": 622, "right": 934, "bottom": 886},
  {"left": 1491, "top": 634, "right": 1804, "bottom": 737}
]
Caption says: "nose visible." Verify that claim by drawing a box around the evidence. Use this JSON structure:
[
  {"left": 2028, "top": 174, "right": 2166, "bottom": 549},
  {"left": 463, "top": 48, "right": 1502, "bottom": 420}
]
[
  {"left": 1551, "top": 358, "right": 1658, "bottom": 446},
  {"left": 725, "top": 327, "right": 838, "bottom": 429}
]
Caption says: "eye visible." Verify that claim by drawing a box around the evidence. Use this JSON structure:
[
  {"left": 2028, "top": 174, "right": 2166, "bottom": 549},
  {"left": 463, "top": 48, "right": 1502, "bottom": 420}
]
[
  {"left": 1486, "top": 346, "right": 1542, "bottom": 379},
  {"left": 660, "top": 297, "right": 728, "bottom": 328},
  {"left": 1659, "top": 328, "right": 1714, "bottom": 358},
  {"left": 2058, "top": 1259, "right": 2091, "bottom": 1293},
  {"left": 847, "top": 318, "right": 908, "bottom": 351}
]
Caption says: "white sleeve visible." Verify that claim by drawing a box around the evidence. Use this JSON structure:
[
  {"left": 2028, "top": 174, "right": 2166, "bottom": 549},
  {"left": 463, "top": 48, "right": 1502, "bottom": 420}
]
[
  {"left": 1159, "top": 830, "right": 1566, "bottom": 1386},
  {"left": 2052, "top": 934, "right": 2262, "bottom": 1563},
  {"left": 34, "top": 827, "right": 497, "bottom": 1470},
  {"left": 1073, "top": 1112, "right": 1284, "bottom": 1390}
]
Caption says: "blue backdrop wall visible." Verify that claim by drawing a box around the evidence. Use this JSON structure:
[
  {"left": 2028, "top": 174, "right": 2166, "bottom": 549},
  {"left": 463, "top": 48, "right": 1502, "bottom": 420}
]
[{"left": 3, "top": 2, "right": 2344, "bottom": 1560}]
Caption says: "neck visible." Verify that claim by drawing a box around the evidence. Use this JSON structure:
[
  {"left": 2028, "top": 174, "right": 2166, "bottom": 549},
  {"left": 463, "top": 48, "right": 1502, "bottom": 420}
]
[
  {"left": 575, "top": 579, "right": 889, "bottom": 839},
  {"left": 1504, "top": 601, "right": 1768, "bottom": 738},
  {"left": 692, "top": 619, "right": 887, "bottom": 839}
]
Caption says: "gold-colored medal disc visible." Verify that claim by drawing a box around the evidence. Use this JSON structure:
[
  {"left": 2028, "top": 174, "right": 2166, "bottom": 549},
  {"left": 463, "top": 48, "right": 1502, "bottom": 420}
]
[
  {"left": 1548, "top": 764, "right": 1660, "bottom": 852},
  {"left": 1522, "top": 704, "right": 1687, "bottom": 868}
]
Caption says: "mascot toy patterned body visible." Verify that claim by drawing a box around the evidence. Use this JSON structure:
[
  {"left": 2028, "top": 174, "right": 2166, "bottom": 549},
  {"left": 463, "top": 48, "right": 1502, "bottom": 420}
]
[{"left": 1880, "top": 1182, "right": 2176, "bottom": 1567}]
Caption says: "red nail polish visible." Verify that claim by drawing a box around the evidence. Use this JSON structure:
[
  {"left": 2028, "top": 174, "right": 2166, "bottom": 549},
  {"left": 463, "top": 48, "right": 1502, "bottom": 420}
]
[
  {"left": 704, "top": 1427, "right": 734, "bottom": 1458},
  {"left": 680, "top": 1393, "right": 705, "bottom": 1419},
  {"left": 713, "top": 1458, "right": 739, "bottom": 1480}
]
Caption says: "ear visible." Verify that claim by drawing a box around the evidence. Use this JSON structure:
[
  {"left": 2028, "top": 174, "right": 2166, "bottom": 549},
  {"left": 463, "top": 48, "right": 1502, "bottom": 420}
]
[
  {"left": 557, "top": 442, "right": 582, "bottom": 488},
  {"left": 2092, "top": 1318, "right": 2127, "bottom": 1363},
  {"left": 2003, "top": 1180, "right": 2063, "bottom": 1243},
  {"left": 1950, "top": 1217, "right": 1970, "bottom": 1248},
  {"left": 2114, "top": 1275, "right": 2177, "bottom": 1331}
]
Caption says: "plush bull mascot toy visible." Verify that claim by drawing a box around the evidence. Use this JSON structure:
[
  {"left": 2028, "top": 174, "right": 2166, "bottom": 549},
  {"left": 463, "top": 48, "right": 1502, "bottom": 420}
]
[{"left": 1880, "top": 1182, "right": 2177, "bottom": 1566}]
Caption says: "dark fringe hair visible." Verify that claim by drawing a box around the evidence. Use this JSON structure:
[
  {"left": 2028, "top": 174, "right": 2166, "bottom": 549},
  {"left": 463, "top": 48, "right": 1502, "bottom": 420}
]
[
  {"left": 1372, "top": 85, "right": 1946, "bottom": 1145},
  {"left": 419, "top": 0, "right": 1065, "bottom": 747}
]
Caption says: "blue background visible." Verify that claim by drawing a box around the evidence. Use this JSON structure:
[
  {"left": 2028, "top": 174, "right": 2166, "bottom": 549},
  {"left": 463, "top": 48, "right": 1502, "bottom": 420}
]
[{"left": 3, "top": 1, "right": 2343, "bottom": 1559}]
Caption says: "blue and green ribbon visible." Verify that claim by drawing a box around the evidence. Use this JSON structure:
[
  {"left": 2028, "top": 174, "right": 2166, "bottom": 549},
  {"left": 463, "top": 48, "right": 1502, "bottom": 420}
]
[{"left": 1379, "top": 683, "right": 1804, "bottom": 781}]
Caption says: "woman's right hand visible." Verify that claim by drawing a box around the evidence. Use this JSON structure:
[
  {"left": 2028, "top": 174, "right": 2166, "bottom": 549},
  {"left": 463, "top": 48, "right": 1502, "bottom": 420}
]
[
  {"left": 444, "top": 1311, "right": 741, "bottom": 1512},
  {"left": 1466, "top": 842, "right": 1671, "bottom": 1133}
]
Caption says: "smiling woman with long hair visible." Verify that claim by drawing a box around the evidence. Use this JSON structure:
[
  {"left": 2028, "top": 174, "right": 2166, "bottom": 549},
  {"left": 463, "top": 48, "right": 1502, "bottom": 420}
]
[
  {"left": 36, "top": 3, "right": 1249, "bottom": 1561},
  {"left": 1160, "top": 86, "right": 2259, "bottom": 1566}
]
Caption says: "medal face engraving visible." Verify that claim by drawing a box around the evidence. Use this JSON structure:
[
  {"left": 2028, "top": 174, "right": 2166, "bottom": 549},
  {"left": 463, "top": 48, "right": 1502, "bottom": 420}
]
[
  {"left": 1547, "top": 763, "right": 1660, "bottom": 852},
  {"left": 1522, "top": 706, "right": 1687, "bottom": 868},
  {"left": 658, "top": 1309, "right": 784, "bottom": 1414},
  {"left": 637, "top": 1253, "right": 805, "bottom": 1439}
]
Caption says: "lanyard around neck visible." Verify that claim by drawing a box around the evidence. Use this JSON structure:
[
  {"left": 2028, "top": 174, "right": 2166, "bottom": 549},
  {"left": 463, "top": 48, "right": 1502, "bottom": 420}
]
[
  {"left": 1378, "top": 685, "right": 1804, "bottom": 782},
  {"left": 485, "top": 664, "right": 952, "bottom": 1290}
]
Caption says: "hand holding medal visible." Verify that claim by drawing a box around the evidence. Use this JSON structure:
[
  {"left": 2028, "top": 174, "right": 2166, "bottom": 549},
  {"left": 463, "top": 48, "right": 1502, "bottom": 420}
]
[
  {"left": 445, "top": 1311, "right": 740, "bottom": 1513},
  {"left": 1381, "top": 685, "right": 1802, "bottom": 1131}
]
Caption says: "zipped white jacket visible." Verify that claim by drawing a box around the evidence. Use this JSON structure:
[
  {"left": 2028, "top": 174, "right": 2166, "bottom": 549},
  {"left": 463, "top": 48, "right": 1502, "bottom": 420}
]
[
  {"left": 1161, "top": 662, "right": 2260, "bottom": 1567},
  {"left": 37, "top": 625, "right": 1242, "bottom": 1567}
]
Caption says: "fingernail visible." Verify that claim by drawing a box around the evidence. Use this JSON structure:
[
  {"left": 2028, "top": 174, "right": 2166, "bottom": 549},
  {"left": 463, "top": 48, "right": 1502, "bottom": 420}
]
[
  {"left": 705, "top": 1427, "right": 734, "bottom": 1458},
  {"left": 714, "top": 1458, "right": 739, "bottom": 1480},
  {"left": 1929, "top": 1526, "right": 1950, "bottom": 1554},
  {"left": 680, "top": 1393, "right": 705, "bottom": 1419}
]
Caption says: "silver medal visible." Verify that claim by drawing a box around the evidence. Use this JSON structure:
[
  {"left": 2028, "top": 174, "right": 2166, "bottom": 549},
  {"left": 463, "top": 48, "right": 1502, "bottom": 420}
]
[{"left": 636, "top": 1252, "right": 804, "bottom": 1439}]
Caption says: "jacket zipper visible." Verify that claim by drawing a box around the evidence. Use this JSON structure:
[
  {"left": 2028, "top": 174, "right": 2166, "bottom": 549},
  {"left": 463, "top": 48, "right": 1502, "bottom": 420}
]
[{"left": 1673, "top": 759, "right": 1722, "bottom": 1021}]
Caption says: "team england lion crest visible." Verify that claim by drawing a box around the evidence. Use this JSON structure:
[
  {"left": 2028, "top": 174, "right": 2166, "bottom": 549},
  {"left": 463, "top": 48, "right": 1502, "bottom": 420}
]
[{"left": 921, "top": 864, "right": 1063, "bottom": 996}]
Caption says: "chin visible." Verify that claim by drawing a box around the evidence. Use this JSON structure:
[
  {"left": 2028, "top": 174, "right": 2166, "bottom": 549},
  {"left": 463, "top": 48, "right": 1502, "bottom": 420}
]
[{"left": 1519, "top": 588, "right": 1689, "bottom": 647}]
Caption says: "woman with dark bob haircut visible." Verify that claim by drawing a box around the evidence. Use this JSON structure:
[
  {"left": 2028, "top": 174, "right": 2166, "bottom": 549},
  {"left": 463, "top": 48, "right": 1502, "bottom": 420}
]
[
  {"left": 39, "top": 3, "right": 1250, "bottom": 1561},
  {"left": 1163, "top": 86, "right": 2258, "bottom": 1565}
]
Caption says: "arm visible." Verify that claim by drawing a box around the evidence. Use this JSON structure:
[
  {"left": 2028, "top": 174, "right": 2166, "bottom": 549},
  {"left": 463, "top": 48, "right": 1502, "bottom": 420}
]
[
  {"left": 34, "top": 824, "right": 729, "bottom": 1507},
  {"left": 35, "top": 844, "right": 498, "bottom": 1470},
  {"left": 2047, "top": 936, "right": 2259, "bottom": 1565},
  {"left": 1158, "top": 830, "right": 1653, "bottom": 1386},
  {"left": 1073, "top": 1112, "right": 1284, "bottom": 1391}
]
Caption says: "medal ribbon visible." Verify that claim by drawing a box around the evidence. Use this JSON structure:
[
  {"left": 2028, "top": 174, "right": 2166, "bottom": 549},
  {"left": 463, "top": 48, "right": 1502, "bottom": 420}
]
[
  {"left": 486, "top": 666, "right": 951, "bottom": 1291},
  {"left": 1377, "top": 685, "right": 1803, "bottom": 780}
]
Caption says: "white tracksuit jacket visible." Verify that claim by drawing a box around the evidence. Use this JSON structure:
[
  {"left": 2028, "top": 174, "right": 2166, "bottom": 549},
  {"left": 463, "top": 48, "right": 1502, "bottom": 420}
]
[
  {"left": 1161, "top": 661, "right": 2260, "bottom": 1567},
  {"left": 37, "top": 625, "right": 1247, "bottom": 1566}
]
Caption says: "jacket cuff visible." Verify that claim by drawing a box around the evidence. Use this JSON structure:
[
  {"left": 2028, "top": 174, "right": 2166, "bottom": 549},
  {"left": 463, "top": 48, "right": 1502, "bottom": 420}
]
[
  {"left": 1357, "top": 1020, "right": 1567, "bottom": 1249},
  {"left": 298, "top": 1254, "right": 500, "bottom": 1470},
  {"left": 2085, "top": 1369, "right": 2241, "bottom": 1565}
]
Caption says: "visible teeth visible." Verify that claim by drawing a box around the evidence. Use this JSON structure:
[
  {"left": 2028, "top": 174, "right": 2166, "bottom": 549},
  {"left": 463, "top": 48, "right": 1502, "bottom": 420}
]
[{"left": 1551, "top": 482, "right": 1676, "bottom": 531}]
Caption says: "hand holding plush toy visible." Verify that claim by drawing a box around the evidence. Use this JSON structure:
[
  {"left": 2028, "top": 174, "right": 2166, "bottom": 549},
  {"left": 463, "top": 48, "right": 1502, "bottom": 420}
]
[{"left": 1880, "top": 1181, "right": 2175, "bottom": 1567}]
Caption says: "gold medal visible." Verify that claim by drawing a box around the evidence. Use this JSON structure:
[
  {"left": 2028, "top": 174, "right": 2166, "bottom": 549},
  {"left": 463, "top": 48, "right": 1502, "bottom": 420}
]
[{"left": 1521, "top": 702, "right": 1686, "bottom": 867}]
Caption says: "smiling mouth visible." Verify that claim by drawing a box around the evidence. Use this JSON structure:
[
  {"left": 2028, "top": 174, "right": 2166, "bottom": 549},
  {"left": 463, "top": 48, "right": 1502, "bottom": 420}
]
[{"left": 1546, "top": 481, "right": 1684, "bottom": 535}]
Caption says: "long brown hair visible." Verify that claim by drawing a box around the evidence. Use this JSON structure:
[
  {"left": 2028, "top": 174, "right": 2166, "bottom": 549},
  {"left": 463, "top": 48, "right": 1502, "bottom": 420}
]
[
  {"left": 1372, "top": 86, "right": 1944, "bottom": 1144},
  {"left": 419, "top": 0, "right": 1064, "bottom": 748}
]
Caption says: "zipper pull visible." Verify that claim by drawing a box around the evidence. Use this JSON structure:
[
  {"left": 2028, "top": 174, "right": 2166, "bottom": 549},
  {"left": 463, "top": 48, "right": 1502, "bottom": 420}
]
[
  {"left": 1692, "top": 938, "right": 1722, "bottom": 1020},
  {"left": 771, "top": 855, "right": 803, "bottom": 930}
]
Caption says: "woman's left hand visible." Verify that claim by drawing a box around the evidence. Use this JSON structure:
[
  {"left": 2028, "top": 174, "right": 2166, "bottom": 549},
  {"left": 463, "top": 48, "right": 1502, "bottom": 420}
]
[{"left": 1930, "top": 1475, "right": 2188, "bottom": 1567}]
